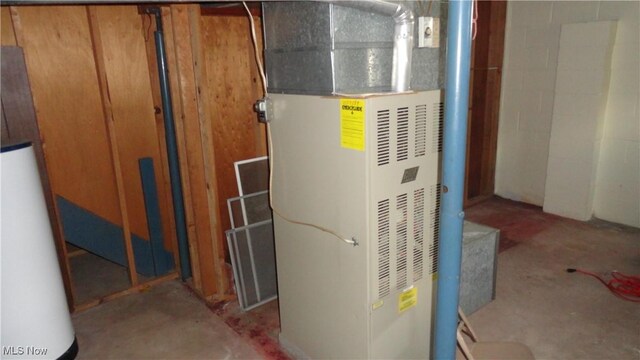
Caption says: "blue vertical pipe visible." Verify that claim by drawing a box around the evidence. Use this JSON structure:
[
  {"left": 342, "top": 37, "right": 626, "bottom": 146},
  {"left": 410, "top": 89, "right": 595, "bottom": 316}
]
[
  {"left": 149, "top": 9, "right": 192, "bottom": 280},
  {"left": 434, "top": 0, "right": 473, "bottom": 359}
]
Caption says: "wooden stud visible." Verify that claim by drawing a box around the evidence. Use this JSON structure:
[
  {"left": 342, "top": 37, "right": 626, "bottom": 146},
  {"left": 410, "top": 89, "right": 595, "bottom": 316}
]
[
  {"left": 169, "top": 4, "right": 212, "bottom": 295},
  {"left": 1, "top": 7, "right": 17, "bottom": 45},
  {"left": 165, "top": 4, "right": 204, "bottom": 294},
  {"left": 87, "top": 6, "right": 138, "bottom": 286},
  {"left": 464, "top": 1, "right": 507, "bottom": 207},
  {"left": 188, "top": 5, "right": 229, "bottom": 296},
  {"left": 8, "top": 7, "right": 23, "bottom": 46}
]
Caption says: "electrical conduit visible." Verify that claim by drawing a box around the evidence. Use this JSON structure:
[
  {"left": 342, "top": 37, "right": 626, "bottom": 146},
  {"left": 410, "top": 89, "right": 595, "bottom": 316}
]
[{"left": 147, "top": 8, "right": 192, "bottom": 280}]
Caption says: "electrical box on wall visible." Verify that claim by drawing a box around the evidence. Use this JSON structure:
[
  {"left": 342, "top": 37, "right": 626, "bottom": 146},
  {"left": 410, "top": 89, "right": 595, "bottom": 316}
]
[
  {"left": 419, "top": 16, "right": 440, "bottom": 48},
  {"left": 269, "top": 90, "right": 443, "bottom": 359}
]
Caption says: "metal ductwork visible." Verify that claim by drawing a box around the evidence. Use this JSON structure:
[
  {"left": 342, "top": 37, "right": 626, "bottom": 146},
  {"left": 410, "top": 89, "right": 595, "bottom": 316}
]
[
  {"left": 329, "top": 0, "right": 414, "bottom": 92},
  {"left": 263, "top": 1, "right": 445, "bottom": 95}
]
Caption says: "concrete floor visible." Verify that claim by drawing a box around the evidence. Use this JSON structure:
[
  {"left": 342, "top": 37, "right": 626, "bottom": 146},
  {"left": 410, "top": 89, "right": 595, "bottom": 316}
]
[
  {"left": 466, "top": 199, "right": 640, "bottom": 360},
  {"left": 72, "top": 281, "right": 260, "bottom": 359},
  {"left": 72, "top": 197, "right": 639, "bottom": 359}
]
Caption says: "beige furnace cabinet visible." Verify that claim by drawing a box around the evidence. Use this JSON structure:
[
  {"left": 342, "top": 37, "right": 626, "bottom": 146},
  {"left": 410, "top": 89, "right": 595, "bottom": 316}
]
[{"left": 270, "top": 91, "right": 442, "bottom": 359}]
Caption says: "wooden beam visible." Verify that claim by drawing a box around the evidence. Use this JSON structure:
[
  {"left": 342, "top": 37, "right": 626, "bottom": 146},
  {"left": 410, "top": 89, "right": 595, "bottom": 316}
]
[
  {"left": 188, "top": 4, "right": 229, "bottom": 296},
  {"left": 1, "top": 7, "right": 17, "bottom": 45},
  {"left": 87, "top": 6, "right": 138, "bottom": 286},
  {"left": 169, "top": 4, "right": 214, "bottom": 296}
]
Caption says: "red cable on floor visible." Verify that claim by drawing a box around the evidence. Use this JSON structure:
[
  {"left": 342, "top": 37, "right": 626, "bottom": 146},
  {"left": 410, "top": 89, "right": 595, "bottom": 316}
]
[{"left": 567, "top": 268, "right": 640, "bottom": 302}]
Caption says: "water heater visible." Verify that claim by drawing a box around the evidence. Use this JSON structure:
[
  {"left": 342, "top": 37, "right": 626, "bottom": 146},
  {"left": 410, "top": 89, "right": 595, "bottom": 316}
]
[{"left": 270, "top": 90, "right": 442, "bottom": 359}]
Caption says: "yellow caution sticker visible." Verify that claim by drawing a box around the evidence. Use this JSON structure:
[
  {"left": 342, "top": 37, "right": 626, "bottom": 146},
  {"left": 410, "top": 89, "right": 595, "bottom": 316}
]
[
  {"left": 398, "top": 287, "right": 418, "bottom": 313},
  {"left": 372, "top": 299, "right": 384, "bottom": 310},
  {"left": 340, "top": 99, "right": 365, "bottom": 151}
]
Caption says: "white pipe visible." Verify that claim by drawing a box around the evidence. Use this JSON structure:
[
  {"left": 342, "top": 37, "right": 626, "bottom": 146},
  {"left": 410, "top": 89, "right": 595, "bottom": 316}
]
[{"left": 329, "top": 0, "right": 415, "bottom": 92}]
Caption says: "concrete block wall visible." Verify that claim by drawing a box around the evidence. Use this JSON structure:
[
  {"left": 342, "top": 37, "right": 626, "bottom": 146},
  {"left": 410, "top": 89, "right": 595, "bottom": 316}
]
[
  {"left": 543, "top": 21, "right": 616, "bottom": 221},
  {"left": 496, "top": 1, "right": 640, "bottom": 227}
]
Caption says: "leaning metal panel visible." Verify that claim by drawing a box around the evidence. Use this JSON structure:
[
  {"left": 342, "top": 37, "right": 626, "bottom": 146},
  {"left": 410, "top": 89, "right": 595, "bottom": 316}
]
[
  {"left": 227, "top": 190, "right": 271, "bottom": 229},
  {"left": 226, "top": 219, "right": 277, "bottom": 311}
]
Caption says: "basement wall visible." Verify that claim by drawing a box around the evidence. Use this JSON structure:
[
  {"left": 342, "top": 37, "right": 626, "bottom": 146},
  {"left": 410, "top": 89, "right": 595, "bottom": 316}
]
[{"left": 495, "top": 1, "right": 639, "bottom": 227}]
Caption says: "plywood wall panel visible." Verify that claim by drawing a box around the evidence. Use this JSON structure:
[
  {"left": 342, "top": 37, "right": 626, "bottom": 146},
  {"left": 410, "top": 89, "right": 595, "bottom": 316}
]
[
  {"left": 94, "top": 6, "right": 172, "bottom": 240},
  {"left": 1, "top": 7, "right": 16, "bottom": 45},
  {"left": 201, "top": 13, "right": 267, "bottom": 240},
  {"left": 14, "top": 6, "right": 121, "bottom": 225}
]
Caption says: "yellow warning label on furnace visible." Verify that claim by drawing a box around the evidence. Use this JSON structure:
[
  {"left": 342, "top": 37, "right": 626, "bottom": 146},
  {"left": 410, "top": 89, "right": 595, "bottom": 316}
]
[
  {"left": 398, "top": 287, "right": 418, "bottom": 313},
  {"left": 340, "top": 99, "right": 365, "bottom": 151}
]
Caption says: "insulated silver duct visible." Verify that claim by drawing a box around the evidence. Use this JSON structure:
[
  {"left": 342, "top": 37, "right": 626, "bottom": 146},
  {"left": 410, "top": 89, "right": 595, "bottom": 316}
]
[{"left": 329, "top": 0, "right": 415, "bottom": 92}]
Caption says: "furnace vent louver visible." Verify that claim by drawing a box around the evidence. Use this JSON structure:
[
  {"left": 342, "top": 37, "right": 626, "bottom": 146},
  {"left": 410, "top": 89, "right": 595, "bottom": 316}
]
[
  {"left": 429, "top": 183, "right": 441, "bottom": 275},
  {"left": 413, "top": 188, "right": 425, "bottom": 282},
  {"left": 433, "top": 102, "right": 444, "bottom": 153},
  {"left": 377, "top": 110, "right": 391, "bottom": 166},
  {"left": 377, "top": 199, "right": 391, "bottom": 298},
  {"left": 415, "top": 105, "right": 427, "bottom": 157},
  {"left": 396, "top": 193, "right": 409, "bottom": 290},
  {"left": 397, "top": 107, "right": 410, "bottom": 162}
]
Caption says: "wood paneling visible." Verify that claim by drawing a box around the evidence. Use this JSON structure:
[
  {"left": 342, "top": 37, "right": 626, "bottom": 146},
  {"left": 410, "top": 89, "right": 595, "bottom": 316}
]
[
  {"left": 9, "top": 5, "right": 181, "bottom": 308},
  {"left": 1, "top": 7, "right": 16, "bottom": 45},
  {"left": 93, "top": 5, "right": 173, "bottom": 242},
  {"left": 87, "top": 6, "right": 138, "bottom": 286},
  {"left": 12, "top": 6, "right": 122, "bottom": 225},
  {"left": 5, "top": 3, "right": 269, "bottom": 302},
  {"left": 201, "top": 11, "right": 267, "bottom": 253},
  {"left": 465, "top": 1, "right": 507, "bottom": 206}
]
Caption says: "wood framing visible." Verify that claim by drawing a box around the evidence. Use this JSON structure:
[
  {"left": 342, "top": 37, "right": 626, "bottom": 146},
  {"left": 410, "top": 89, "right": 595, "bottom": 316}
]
[
  {"left": 2, "top": 2, "right": 270, "bottom": 304},
  {"left": 87, "top": 6, "right": 139, "bottom": 286},
  {"left": 464, "top": 1, "right": 507, "bottom": 207},
  {"left": 168, "top": 4, "right": 228, "bottom": 298}
]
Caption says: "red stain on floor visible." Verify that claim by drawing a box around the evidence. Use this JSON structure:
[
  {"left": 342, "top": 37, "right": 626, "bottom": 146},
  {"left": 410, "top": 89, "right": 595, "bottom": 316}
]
[
  {"left": 207, "top": 299, "right": 290, "bottom": 360},
  {"left": 466, "top": 196, "right": 561, "bottom": 252}
]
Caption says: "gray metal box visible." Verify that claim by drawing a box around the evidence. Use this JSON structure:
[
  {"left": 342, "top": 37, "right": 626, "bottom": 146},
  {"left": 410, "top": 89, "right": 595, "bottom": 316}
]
[
  {"left": 460, "top": 221, "right": 500, "bottom": 315},
  {"left": 263, "top": 1, "right": 447, "bottom": 95}
]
